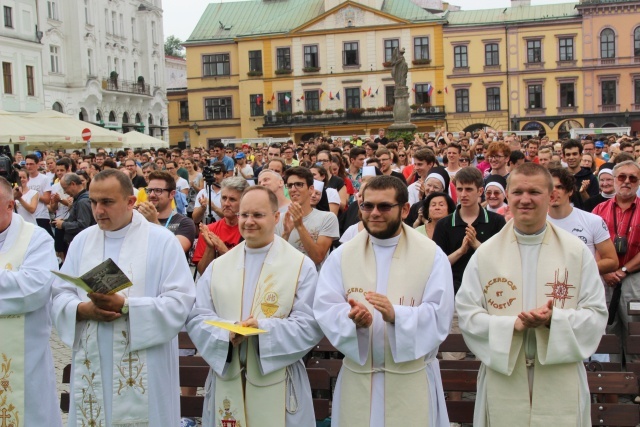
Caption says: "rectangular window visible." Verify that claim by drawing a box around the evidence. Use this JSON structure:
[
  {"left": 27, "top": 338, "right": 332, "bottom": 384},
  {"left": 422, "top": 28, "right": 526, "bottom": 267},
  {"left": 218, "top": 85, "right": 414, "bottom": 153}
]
[
  {"left": 84, "top": 0, "right": 89, "bottom": 24},
  {"left": 486, "top": 87, "right": 500, "bottom": 111},
  {"left": 414, "top": 84, "right": 430, "bottom": 105},
  {"left": 528, "top": 84, "right": 543, "bottom": 108},
  {"left": 131, "top": 18, "right": 137, "bottom": 41},
  {"left": 384, "top": 39, "right": 399, "bottom": 62},
  {"left": 385, "top": 85, "right": 395, "bottom": 107},
  {"left": 303, "top": 45, "right": 319, "bottom": 68},
  {"left": 87, "top": 49, "right": 93, "bottom": 76},
  {"left": 485, "top": 44, "right": 499, "bottom": 66},
  {"left": 50, "top": 45, "right": 59, "bottom": 73},
  {"left": 2, "top": 62, "right": 12, "bottom": 94},
  {"left": 248, "top": 50, "right": 262, "bottom": 72},
  {"left": 276, "top": 47, "right": 290, "bottom": 70},
  {"left": 119, "top": 13, "right": 124, "bottom": 38},
  {"left": 202, "top": 54, "right": 230, "bottom": 76},
  {"left": 151, "top": 21, "right": 157, "bottom": 44},
  {"left": 345, "top": 87, "right": 360, "bottom": 109},
  {"left": 304, "top": 90, "right": 320, "bottom": 112},
  {"left": 454, "top": 46, "right": 468, "bottom": 68},
  {"left": 602, "top": 81, "right": 616, "bottom": 105},
  {"left": 414, "top": 37, "right": 429, "bottom": 61},
  {"left": 111, "top": 11, "right": 116, "bottom": 35},
  {"left": 26, "top": 65, "right": 34, "bottom": 96},
  {"left": 277, "top": 92, "right": 292, "bottom": 113},
  {"left": 249, "top": 95, "right": 263, "bottom": 117},
  {"left": 4, "top": 6, "right": 13, "bottom": 28},
  {"left": 559, "top": 38, "right": 574, "bottom": 61},
  {"left": 179, "top": 100, "right": 189, "bottom": 120},
  {"left": 527, "top": 40, "right": 542, "bottom": 63},
  {"left": 47, "top": 1, "right": 58, "bottom": 20},
  {"left": 455, "top": 89, "right": 469, "bottom": 113},
  {"left": 635, "top": 80, "right": 640, "bottom": 105},
  {"left": 560, "top": 83, "right": 575, "bottom": 107},
  {"left": 343, "top": 42, "right": 359, "bottom": 66},
  {"left": 204, "top": 97, "right": 232, "bottom": 120}
]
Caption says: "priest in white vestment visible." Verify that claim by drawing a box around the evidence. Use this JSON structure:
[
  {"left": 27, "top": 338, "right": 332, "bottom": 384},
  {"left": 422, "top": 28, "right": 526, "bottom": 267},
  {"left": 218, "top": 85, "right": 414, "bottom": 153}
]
[
  {"left": 187, "top": 186, "right": 322, "bottom": 427},
  {"left": 0, "top": 177, "right": 62, "bottom": 427},
  {"left": 456, "top": 163, "right": 607, "bottom": 427},
  {"left": 51, "top": 169, "right": 196, "bottom": 427},
  {"left": 314, "top": 175, "right": 454, "bottom": 427}
]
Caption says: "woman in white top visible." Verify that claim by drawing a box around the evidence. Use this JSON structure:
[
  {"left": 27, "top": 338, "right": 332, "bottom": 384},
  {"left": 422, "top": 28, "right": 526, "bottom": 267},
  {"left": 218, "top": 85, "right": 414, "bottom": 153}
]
[
  {"left": 14, "top": 169, "right": 39, "bottom": 224},
  {"left": 184, "top": 157, "right": 203, "bottom": 216},
  {"left": 166, "top": 160, "right": 189, "bottom": 195}
]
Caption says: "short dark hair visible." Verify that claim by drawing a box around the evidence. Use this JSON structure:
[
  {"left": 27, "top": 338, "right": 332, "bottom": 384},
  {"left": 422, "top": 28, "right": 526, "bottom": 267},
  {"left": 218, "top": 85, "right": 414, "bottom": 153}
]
[
  {"left": 509, "top": 150, "right": 525, "bottom": 165},
  {"left": 25, "top": 154, "right": 39, "bottom": 163},
  {"left": 423, "top": 192, "right": 456, "bottom": 222},
  {"left": 446, "top": 142, "right": 462, "bottom": 153},
  {"left": 349, "top": 147, "right": 366, "bottom": 159},
  {"left": 211, "top": 141, "right": 225, "bottom": 150},
  {"left": 242, "top": 186, "right": 278, "bottom": 212},
  {"left": 92, "top": 169, "right": 134, "bottom": 197},
  {"left": 362, "top": 175, "right": 408, "bottom": 206},
  {"left": 548, "top": 167, "right": 575, "bottom": 194},
  {"left": 414, "top": 148, "right": 436, "bottom": 164},
  {"left": 562, "top": 139, "right": 583, "bottom": 155},
  {"left": 284, "top": 166, "right": 314, "bottom": 187},
  {"left": 147, "top": 170, "right": 177, "bottom": 192},
  {"left": 454, "top": 166, "right": 484, "bottom": 188}
]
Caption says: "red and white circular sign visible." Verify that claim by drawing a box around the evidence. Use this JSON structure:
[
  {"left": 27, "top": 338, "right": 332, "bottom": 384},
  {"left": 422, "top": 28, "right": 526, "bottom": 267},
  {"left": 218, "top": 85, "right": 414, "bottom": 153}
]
[{"left": 81, "top": 128, "right": 92, "bottom": 141}]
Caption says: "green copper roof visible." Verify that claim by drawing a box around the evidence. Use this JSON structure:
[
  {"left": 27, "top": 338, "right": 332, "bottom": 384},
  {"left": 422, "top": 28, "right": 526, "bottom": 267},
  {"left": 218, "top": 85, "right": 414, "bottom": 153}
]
[
  {"left": 446, "top": 3, "right": 579, "bottom": 27},
  {"left": 186, "top": 0, "right": 439, "bottom": 43}
]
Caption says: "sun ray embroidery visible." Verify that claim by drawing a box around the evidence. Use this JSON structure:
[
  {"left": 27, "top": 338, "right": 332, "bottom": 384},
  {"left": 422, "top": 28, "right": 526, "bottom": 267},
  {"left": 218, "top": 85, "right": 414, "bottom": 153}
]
[{"left": 545, "top": 268, "right": 575, "bottom": 308}]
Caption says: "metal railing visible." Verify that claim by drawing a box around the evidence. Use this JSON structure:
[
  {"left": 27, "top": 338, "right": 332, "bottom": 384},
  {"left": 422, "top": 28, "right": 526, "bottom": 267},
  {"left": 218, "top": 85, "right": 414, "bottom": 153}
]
[{"left": 102, "top": 78, "right": 151, "bottom": 96}]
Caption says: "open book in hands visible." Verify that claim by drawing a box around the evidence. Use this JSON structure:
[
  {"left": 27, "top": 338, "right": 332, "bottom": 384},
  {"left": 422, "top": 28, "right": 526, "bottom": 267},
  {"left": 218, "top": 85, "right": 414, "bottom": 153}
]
[{"left": 52, "top": 258, "right": 132, "bottom": 295}]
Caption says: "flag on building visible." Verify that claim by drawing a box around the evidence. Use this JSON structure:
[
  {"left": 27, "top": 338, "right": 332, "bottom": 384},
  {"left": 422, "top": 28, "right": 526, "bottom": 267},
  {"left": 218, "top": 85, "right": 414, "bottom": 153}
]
[
  {"left": 319, "top": 89, "right": 324, "bottom": 98},
  {"left": 362, "top": 89, "right": 367, "bottom": 97},
  {"left": 368, "top": 87, "right": 372, "bottom": 96},
  {"left": 427, "top": 84, "right": 434, "bottom": 97},
  {"left": 329, "top": 91, "right": 333, "bottom": 99},
  {"left": 375, "top": 87, "right": 379, "bottom": 95},
  {"left": 256, "top": 95, "right": 262, "bottom": 106},
  {"left": 336, "top": 92, "right": 340, "bottom": 100},
  {"left": 445, "top": 86, "right": 449, "bottom": 94},
  {"left": 285, "top": 94, "right": 291, "bottom": 104},
  {"left": 300, "top": 95, "right": 305, "bottom": 100},
  {"left": 271, "top": 93, "right": 275, "bottom": 101}
]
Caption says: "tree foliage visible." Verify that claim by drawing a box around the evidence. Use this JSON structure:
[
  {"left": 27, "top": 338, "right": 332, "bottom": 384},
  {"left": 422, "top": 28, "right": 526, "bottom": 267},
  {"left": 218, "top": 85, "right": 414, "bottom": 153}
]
[{"left": 164, "top": 35, "right": 185, "bottom": 58}]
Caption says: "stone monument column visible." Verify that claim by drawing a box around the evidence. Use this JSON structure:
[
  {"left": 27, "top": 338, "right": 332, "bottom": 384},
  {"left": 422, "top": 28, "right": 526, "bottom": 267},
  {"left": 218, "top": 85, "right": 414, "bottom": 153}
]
[{"left": 388, "top": 47, "right": 417, "bottom": 132}]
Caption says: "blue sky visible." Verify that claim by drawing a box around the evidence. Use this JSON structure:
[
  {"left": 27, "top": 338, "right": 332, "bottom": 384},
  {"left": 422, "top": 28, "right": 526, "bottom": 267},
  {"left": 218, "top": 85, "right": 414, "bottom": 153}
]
[{"left": 163, "top": 0, "right": 578, "bottom": 42}]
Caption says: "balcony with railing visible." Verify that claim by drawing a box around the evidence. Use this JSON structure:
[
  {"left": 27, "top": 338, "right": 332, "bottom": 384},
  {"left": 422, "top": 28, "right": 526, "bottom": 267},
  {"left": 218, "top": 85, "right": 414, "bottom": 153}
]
[
  {"left": 599, "top": 104, "right": 620, "bottom": 113},
  {"left": 261, "top": 106, "right": 446, "bottom": 127},
  {"left": 102, "top": 78, "right": 151, "bottom": 96}
]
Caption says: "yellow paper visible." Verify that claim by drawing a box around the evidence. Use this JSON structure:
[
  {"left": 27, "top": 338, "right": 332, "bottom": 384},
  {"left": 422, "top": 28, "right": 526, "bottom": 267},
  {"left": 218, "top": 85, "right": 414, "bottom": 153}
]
[{"left": 204, "top": 320, "right": 267, "bottom": 336}]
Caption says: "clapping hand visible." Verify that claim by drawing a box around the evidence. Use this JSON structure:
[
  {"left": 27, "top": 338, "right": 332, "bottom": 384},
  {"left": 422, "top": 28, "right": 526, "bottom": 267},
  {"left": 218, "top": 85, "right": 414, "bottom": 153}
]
[
  {"left": 515, "top": 299, "right": 553, "bottom": 331},
  {"left": 365, "top": 292, "right": 396, "bottom": 324},
  {"left": 348, "top": 299, "right": 373, "bottom": 328}
]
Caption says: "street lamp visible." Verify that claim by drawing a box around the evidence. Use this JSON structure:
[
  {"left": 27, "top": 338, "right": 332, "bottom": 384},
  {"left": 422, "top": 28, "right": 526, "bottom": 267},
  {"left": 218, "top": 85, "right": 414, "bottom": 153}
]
[{"left": 193, "top": 122, "right": 200, "bottom": 135}]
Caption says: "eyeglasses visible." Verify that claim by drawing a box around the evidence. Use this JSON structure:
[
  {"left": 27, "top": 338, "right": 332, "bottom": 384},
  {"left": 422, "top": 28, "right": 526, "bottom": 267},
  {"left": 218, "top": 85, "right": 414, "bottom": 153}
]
[
  {"left": 487, "top": 155, "right": 505, "bottom": 160},
  {"left": 236, "top": 211, "right": 276, "bottom": 220},
  {"left": 616, "top": 174, "right": 639, "bottom": 184},
  {"left": 460, "top": 158, "right": 470, "bottom": 163},
  {"left": 317, "top": 159, "right": 330, "bottom": 163},
  {"left": 378, "top": 157, "right": 391, "bottom": 162},
  {"left": 359, "top": 202, "right": 400, "bottom": 212},
  {"left": 398, "top": 154, "right": 406, "bottom": 157},
  {"left": 485, "top": 190, "right": 503, "bottom": 197},
  {"left": 286, "top": 182, "right": 306, "bottom": 189},
  {"left": 146, "top": 188, "right": 170, "bottom": 195}
]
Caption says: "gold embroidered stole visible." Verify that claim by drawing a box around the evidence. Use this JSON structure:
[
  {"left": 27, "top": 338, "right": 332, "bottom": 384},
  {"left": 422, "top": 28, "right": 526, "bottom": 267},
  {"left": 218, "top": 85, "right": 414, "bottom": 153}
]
[
  {"left": 0, "top": 216, "right": 34, "bottom": 427},
  {"left": 477, "top": 221, "right": 583, "bottom": 427},
  {"left": 74, "top": 211, "right": 149, "bottom": 426},
  {"left": 339, "top": 224, "right": 436, "bottom": 427},
  {"left": 209, "top": 236, "right": 304, "bottom": 427}
]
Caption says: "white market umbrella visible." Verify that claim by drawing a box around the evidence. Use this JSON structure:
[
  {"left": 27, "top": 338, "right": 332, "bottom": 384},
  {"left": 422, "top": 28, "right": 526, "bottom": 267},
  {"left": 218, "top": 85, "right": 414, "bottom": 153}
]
[
  {"left": 123, "top": 131, "right": 169, "bottom": 149},
  {"left": 0, "top": 110, "right": 85, "bottom": 149},
  {"left": 25, "top": 110, "right": 125, "bottom": 149}
]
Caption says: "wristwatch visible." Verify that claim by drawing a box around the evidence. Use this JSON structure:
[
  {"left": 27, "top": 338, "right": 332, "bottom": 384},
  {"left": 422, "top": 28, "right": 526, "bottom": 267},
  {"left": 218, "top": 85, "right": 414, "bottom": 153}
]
[
  {"left": 121, "top": 297, "right": 129, "bottom": 315},
  {"left": 622, "top": 266, "right": 629, "bottom": 274}
]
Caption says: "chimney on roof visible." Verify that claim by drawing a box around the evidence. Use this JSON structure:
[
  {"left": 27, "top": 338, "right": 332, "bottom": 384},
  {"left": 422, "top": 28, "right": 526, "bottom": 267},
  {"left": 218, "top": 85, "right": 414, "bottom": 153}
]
[{"left": 511, "top": 0, "right": 531, "bottom": 6}]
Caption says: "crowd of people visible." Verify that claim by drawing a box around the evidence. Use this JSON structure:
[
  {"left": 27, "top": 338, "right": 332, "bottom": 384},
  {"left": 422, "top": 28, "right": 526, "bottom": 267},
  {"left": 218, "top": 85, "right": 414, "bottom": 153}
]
[{"left": 1, "top": 125, "right": 639, "bottom": 426}]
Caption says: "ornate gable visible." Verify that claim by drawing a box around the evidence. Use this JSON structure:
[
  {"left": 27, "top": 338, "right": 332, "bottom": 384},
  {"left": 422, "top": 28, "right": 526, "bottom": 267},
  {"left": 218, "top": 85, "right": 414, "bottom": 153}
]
[{"left": 294, "top": 3, "right": 405, "bottom": 34}]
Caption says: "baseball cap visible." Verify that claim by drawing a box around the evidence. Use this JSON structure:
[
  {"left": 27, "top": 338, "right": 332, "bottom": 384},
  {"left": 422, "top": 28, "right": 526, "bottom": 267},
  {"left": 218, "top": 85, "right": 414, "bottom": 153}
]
[
  {"left": 595, "top": 141, "right": 604, "bottom": 148},
  {"left": 235, "top": 152, "right": 246, "bottom": 159},
  {"left": 242, "top": 144, "right": 250, "bottom": 149}
]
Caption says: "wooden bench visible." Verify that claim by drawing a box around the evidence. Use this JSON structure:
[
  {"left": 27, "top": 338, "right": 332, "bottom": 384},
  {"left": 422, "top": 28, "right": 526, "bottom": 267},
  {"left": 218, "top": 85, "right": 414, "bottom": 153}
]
[{"left": 307, "top": 367, "right": 332, "bottom": 420}]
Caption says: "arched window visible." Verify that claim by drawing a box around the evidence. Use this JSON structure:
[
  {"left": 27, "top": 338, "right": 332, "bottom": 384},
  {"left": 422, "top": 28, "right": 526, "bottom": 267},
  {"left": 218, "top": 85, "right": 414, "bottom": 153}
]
[
  {"left": 109, "top": 111, "right": 116, "bottom": 122},
  {"left": 135, "top": 113, "right": 141, "bottom": 124},
  {"left": 78, "top": 108, "right": 88, "bottom": 121},
  {"left": 122, "top": 112, "right": 129, "bottom": 123},
  {"left": 634, "top": 27, "right": 640, "bottom": 57},
  {"left": 96, "top": 110, "right": 102, "bottom": 122},
  {"left": 600, "top": 28, "right": 615, "bottom": 59},
  {"left": 52, "top": 102, "right": 63, "bottom": 112}
]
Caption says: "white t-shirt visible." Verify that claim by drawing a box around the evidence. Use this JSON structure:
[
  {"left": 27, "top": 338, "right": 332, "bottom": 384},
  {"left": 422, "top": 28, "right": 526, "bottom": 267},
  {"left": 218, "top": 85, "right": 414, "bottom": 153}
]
[
  {"left": 326, "top": 188, "right": 340, "bottom": 206},
  {"left": 235, "top": 165, "right": 254, "bottom": 180},
  {"left": 51, "top": 182, "right": 71, "bottom": 219},
  {"left": 27, "top": 173, "right": 52, "bottom": 219},
  {"left": 275, "top": 208, "right": 340, "bottom": 266},
  {"left": 547, "top": 208, "right": 611, "bottom": 256},
  {"left": 339, "top": 222, "right": 362, "bottom": 244},
  {"left": 175, "top": 177, "right": 189, "bottom": 193},
  {"left": 15, "top": 189, "right": 39, "bottom": 224},
  {"left": 194, "top": 187, "right": 222, "bottom": 222}
]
